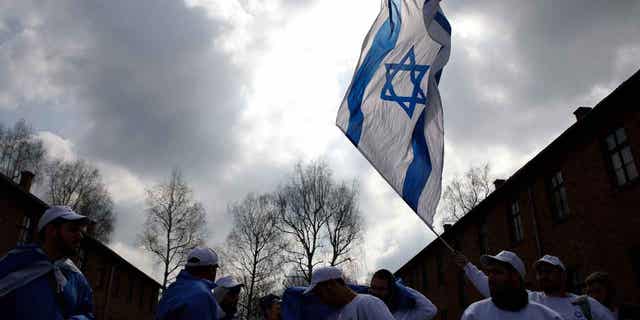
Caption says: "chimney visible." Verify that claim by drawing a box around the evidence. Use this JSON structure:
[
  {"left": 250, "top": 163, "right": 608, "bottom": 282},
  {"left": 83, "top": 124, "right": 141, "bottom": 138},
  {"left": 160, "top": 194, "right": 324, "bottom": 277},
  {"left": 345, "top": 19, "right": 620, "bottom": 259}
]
[
  {"left": 19, "top": 171, "right": 35, "bottom": 192},
  {"left": 573, "top": 106, "right": 592, "bottom": 121},
  {"left": 443, "top": 223, "right": 453, "bottom": 231},
  {"left": 493, "top": 179, "right": 506, "bottom": 189}
]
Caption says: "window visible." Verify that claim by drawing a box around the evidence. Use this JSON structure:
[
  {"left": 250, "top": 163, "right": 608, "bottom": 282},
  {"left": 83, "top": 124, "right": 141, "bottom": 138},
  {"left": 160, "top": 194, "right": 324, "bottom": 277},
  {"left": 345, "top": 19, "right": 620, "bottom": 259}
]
[
  {"left": 478, "top": 217, "right": 489, "bottom": 254},
  {"left": 606, "top": 127, "right": 638, "bottom": 186},
  {"left": 550, "top": 171, "right": 570, "bottom": 221},
  {"left": 17, "top": 216, "right": 32, "bottom": 244},
  {"left": 436, "top": 253, "right": 445, "bottom": 287},
  {"left": 508, "top": 200, "right": 524, "bottom": 244},
  {"left": 421, "top": 263, "right": 429, "bottom": 292}
]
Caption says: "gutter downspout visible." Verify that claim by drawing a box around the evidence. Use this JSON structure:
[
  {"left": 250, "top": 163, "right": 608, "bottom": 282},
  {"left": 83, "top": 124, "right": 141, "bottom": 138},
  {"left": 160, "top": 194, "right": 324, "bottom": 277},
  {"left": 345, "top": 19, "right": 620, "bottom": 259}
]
[{"left": 528, "top": 186, "right": 543, "bottom": 257}]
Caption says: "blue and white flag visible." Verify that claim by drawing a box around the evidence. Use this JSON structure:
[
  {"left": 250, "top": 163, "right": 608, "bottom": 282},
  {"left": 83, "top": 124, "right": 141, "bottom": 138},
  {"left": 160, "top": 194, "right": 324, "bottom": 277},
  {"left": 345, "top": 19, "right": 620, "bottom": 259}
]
[{"left": 336, "top": 0, "right": 451, "bottom": 226}]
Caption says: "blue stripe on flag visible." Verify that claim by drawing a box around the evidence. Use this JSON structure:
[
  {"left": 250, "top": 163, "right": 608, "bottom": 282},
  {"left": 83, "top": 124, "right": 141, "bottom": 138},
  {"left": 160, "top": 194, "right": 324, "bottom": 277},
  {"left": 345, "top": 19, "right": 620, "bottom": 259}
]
[
  {"left": 345, "top": 0, "right": 402, "bottom": 145},
  {"left": 402, "top": 108, "right": 432, "bottom": 211},
  {"left": 434, "top": 11, "right": 451, "bottom": 34}
]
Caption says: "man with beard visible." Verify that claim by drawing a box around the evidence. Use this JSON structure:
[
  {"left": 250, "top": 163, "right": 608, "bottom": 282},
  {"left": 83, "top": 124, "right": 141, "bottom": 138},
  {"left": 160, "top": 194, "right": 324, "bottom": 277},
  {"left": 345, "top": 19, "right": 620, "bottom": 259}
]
[
  {"left": 461, "top": 250, "right": 562, "bottom": 319},
  {"left": 214, "top": 276, "right": 243, "bottom": 319},
  {"left": 455, "top": 253, "right": 615, "bottom": 320},
  {"left": 0, "top": 206, "right": 94, "bottom": 320},
  {"left": 369, "top": 269, "right": 437, "bottom": 320},
  {"left": 530, "top": 256, "right": 615, "bottom": 320},
  {"left": 156, "top": 247, "right": 220, "bottom": 320}
]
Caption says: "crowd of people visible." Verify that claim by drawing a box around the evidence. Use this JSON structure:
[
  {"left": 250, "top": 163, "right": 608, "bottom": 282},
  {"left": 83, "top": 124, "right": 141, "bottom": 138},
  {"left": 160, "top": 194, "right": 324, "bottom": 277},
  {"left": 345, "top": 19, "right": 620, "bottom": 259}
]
[{"left": 0, "top": 206, "right": 634, "bottom": 319}]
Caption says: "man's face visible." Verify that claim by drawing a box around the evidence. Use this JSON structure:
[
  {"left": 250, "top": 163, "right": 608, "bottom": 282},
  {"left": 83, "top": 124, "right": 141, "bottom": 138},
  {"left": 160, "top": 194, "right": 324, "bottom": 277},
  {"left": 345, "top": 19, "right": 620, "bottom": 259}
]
[
  {"left": 535, "top": 263, "right": 564, "bottom": 293},
  {"left": 221, "top": 288, "right": 241, "bottom": 314},
  {"left": 487, "top": 263, "right": 520, "bottom": 297},
  {"left": 51, "top": 221, "right": 86, "bottom": 257},
  {"left": 585, "top": 282, "right": 608, "bottom": 305},
  {"left": 369, "top": 277, "right": 391, "bottom": 303},
  {"left": 313, "top": 281, "right": 340, "bottom": 307},
  {"left": 208, "top": 265, "right": 218, "bottom": 282},
  {"left": 266, "top": 302, "right": 281, "bottom": 320}
]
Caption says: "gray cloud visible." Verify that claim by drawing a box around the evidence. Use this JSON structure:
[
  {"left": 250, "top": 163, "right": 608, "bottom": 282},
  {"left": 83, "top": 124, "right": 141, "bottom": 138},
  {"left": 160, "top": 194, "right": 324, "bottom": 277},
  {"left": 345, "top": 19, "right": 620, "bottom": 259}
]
[{"left": 440, "top": 1, "right": 640, "bottom": 161}]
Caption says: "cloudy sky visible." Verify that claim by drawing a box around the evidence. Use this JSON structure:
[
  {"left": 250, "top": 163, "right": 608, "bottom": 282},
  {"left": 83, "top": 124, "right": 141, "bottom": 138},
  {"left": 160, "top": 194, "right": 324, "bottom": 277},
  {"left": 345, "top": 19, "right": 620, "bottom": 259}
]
[{"left": 2, "top": 0, "right": 639, "bottom": 282}]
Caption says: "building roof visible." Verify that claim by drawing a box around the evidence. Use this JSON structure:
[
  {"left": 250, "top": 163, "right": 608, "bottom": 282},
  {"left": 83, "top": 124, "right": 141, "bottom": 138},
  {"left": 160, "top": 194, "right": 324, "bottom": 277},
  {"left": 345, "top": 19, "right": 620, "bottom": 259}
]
[
  {"left": 0, "top": 170, "right": 161, "bottom": 287},
  {"left": 396, "top": 68, "right": 640, "bottom": 275}
]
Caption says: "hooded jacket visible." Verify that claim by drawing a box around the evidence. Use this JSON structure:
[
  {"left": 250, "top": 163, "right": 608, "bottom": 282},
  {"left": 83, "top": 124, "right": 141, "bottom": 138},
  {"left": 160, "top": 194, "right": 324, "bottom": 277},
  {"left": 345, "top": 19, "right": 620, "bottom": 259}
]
[
  {"left": 156, "top": 269, "right": 218, "bottom": 320},
  {"left": 0, "top": 244, "right": 94, "bottom": 320}
]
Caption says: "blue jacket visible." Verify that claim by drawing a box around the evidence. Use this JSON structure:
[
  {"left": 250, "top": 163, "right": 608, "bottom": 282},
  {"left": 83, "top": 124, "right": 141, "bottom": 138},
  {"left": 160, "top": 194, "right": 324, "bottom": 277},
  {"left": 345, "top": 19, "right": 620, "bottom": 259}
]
[
  {"left": 281, "top": 285, "right": 369, "bottom": 320},
  {"left": 0, "top": 244, "right": 94, "bottom": 320},
  {"left": 156, "top": 270, "right": 218, "bottom": 320},
  {"left": 386, "top": 280, "right": 417, "bottom": 313}
]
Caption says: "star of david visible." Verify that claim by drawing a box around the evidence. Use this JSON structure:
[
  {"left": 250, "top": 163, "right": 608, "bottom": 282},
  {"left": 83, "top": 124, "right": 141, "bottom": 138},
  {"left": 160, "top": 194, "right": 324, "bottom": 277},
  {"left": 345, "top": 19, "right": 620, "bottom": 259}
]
[{"left": 380, "top": 46, "right": 430, "bottom": 118}]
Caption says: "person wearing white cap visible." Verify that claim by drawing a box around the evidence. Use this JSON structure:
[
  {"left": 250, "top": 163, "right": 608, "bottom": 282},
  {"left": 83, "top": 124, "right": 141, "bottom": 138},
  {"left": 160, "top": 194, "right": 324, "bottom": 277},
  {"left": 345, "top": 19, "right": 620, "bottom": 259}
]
[
  {"left": 156, "top": 247, "right": 220, "bottom": 320},
  {"left": 455, "top": 252, "right": 615, "bottom": 320},
  {"left": 304, "top": 266, "right": 395, "bottom": 320},
  {"left": 0, "top": 205, "right": 94, "bottom": 320},
  {"left": 530, "top": 255, "right": 614, "bottom": 320},
  {"left": 214, "top": 276, "right": 244, "bottom": 319},
  {"left": 461, "top": 250, "right": 562, "bottom": 319}
]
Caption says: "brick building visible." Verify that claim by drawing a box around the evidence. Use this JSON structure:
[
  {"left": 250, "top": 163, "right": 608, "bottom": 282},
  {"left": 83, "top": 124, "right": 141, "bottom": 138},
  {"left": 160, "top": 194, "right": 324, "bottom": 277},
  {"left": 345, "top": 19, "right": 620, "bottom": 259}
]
[
  {"left": 395, "top": 69, "right": 640, "bottom": 319},
  {"left": 0, "top": 170, "right": 161, "bottom": 320}
]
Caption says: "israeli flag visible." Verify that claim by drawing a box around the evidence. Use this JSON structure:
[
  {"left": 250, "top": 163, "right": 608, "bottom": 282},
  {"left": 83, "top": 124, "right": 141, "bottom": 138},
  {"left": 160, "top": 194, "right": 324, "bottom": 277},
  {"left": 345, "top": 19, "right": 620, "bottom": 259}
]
[{"left": 336, "top": 0, "right": 451, "bottom": 226}]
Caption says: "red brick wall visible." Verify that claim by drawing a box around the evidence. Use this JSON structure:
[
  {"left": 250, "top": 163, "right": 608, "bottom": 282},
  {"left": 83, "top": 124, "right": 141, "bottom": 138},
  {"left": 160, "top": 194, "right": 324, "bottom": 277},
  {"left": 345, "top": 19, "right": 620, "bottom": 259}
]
[{"left": 82, "top": 247, "right": 159, "bottom": 320}]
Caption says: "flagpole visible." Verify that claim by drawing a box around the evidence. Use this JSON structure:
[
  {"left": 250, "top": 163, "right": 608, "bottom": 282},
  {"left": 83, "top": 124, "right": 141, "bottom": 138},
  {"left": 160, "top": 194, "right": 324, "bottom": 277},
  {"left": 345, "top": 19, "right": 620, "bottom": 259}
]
[{"left": 422, "top": 220, "right": 456, "bottom": 253}]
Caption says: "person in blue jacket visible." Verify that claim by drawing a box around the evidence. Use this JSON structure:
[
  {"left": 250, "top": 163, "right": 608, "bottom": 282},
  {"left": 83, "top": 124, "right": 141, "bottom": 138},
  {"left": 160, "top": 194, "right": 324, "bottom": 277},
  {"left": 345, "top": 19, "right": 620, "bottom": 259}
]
[
  {"left": 369, "top": 269, "right": 437, "bottom": 320},
  {"left": 156, "top": 247, "right": 220, "bottom": 320},
  {"left": 0, "top": 205, "right": 94, "bottom": 320}
]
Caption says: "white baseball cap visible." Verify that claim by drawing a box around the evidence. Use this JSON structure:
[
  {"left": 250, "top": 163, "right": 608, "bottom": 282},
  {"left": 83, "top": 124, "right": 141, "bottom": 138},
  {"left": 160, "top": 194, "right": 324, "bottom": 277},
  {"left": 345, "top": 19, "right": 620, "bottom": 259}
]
[
  {"left": 216, "top": 276, "right": 243, "bottom": 289},
  {"left": 37, "top": 206, "right": 89, "bottom": 232},
  {"left": 303, "top": 266, "right": 344, "bottom": 295},
  {"left": 481, "top": 250, "right": 526, "bottom": 279},
  {"left": 534, "top": 255, "right": 566, "bottom": 271},
  {"left": 186, "top": 247, "right": 220, "bottom": 267}
]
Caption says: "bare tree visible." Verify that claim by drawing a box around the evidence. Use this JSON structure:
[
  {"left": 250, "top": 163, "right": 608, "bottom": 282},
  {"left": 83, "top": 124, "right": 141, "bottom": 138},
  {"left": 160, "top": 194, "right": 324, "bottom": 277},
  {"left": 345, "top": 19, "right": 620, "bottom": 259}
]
[
  {"left": 326, "top": 181, "right": 362, "bottom": 267},
  {"left": 440, "top": 163, "right": 493, "bottom": 225},
  {"left": 0, "top": 119, "right": 46, "bottom": 182},
  {"left": 276, "top": 161, "right": 363, "bottom": 284},
  {"left": 276, "top": 161, "right": 333, "bottom": 283},
  {"left": 43, "top": 159, "right": 115, "bottom": 242},
  {"left": 223, "top": 193, "right": 286, "bottom": 320},
  {"left": 138, "top": 168, "right": 207, "bottom": 289}
]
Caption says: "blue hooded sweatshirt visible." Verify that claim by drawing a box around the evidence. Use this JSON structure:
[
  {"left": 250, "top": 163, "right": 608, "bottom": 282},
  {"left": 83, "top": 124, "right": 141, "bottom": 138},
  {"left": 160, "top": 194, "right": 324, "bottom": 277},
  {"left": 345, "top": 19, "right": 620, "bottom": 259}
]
[
  {"left": 0, "top": 244, "right": 94, "bottom": 320},
  {"left": 155, "top": 269, "right": 218, "bottom": 320}
]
